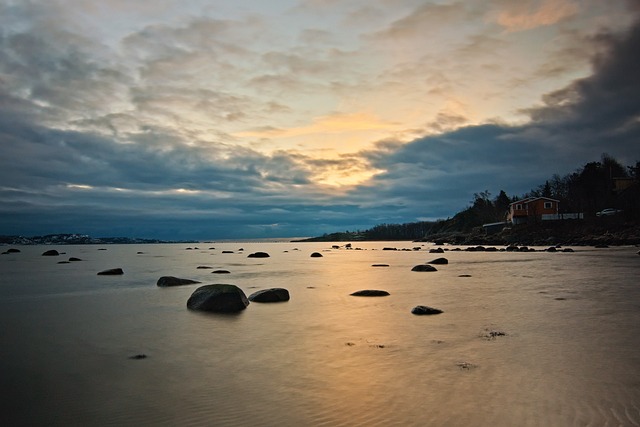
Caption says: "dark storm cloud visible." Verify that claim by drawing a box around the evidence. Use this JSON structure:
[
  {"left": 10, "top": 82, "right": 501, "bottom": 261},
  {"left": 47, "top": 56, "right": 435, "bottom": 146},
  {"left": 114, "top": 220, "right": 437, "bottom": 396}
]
[{"left": 351, "top": 18, "right": 640, "bottom": 222}]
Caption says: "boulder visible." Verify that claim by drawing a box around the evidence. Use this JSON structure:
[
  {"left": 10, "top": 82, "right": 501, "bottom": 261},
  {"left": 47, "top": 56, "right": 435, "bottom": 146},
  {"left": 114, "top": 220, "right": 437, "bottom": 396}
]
[
  {"left": 7, "top": 248, "right": 21, "bottom": 253},
  {"left": 371, "top": 264, "right": 390, "bottom": 267},
  {"left": 157, "top": 276, "right": 200, "bottom": 287},
  {"left": 187, "top": 284, "right": 249, "bottom": 312},
  {"left": 411, "top": 305, "right": 443, "bottom": 315},
  {"left": 350, "top": 290, "right": 390, "bottom": 297},
  {"left": 42, "top": 249, "right": 60, "bottom": 256},
  {"left": 429, "top": 248, "right": 444, "bottom": 253},
  {"left": 382, "top": 247, "right": 397, "bottom": 251},
  {"left": 248, "top": 288, "right": 290, "bottom": 302},
  {"left": 197, "top": 266, "right": 213, "bottom": 269},
  {"left": 211, "top": 270, "right": 231, "bottom": 274},
  {"left": 69, "top": 257, "right": 82, "bottom": 262},
  {"left": 427, "top": 257, "right": 448, "bottom": 265},
  {"left": 248, "top": 252, "right": 270, "bottom": 258},
  {"left": 222, "top": 251, "right": 234, "bottom": 254},
  {"left": 310, "top": 252, "right": 323, "bottom": 257},
  {"left": 411, "top": 264, "right": 438, "bottom": 272},
  {"left": 97, "top": 268, "right": 124, "bottom": 275}
]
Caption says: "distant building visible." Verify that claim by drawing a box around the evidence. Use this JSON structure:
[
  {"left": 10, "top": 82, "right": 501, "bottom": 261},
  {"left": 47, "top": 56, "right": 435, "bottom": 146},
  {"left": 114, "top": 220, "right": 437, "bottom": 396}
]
[{"left": 508, "top": 197, "right": 559, "bottom": 225}]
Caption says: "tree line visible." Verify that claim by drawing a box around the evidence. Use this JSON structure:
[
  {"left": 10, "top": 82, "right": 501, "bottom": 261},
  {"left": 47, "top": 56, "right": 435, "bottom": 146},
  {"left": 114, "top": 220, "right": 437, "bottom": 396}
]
[{"left": 306, "top": 154, "right": 639, "bottom": 241}]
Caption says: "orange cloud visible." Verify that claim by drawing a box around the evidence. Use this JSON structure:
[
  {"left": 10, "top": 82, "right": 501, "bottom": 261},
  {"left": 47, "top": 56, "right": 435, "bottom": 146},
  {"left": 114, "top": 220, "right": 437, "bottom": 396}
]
[
  {"left": 495, "top": 0, "right": 579, "bottom": 32},
  {"left": 234, "top": 112, "right": 398, "bottom": 139}
]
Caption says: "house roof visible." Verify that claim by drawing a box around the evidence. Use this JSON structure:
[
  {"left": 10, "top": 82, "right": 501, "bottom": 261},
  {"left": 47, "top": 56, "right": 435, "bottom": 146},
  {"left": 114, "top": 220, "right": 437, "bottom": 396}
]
[{"left": 509, "top": 196, "right": 560, "bottom": 206}]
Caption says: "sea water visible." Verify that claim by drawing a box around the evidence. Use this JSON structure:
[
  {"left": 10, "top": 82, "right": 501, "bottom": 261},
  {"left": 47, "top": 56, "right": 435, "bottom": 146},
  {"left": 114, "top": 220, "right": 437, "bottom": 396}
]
[{"left": 1, "top": 242, "right": 639, "bottom": 426}]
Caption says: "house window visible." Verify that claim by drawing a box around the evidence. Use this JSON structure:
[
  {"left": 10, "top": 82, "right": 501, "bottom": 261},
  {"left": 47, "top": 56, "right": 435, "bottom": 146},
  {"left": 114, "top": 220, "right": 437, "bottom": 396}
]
[
  {"left": 515, "top": 204, "right": 522, "bottom": 210},
  {"left": 544, "top": 202, "right": 553, "bottom": 209}
]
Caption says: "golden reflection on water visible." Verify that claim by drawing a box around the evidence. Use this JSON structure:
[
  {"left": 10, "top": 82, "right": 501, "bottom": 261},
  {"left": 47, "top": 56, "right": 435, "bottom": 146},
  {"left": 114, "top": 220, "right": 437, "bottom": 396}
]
[{"left": 1, "top": 243, "right": 639, "bottom": 426}]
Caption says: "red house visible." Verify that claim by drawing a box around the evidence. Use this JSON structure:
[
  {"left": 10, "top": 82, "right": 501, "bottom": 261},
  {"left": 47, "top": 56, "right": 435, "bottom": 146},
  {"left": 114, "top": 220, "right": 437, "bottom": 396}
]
[{"left": 508, "top": 197, "right": 559, "bottom": 225}]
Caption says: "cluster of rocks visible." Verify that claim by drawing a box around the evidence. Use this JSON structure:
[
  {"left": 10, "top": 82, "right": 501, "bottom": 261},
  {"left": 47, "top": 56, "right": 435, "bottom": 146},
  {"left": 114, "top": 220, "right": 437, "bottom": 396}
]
[
  {"left": 186, "top": 284, "right": 290, "bottom": 312},
  {"left": 152, "top": 252, "right": 450, "bottom": 315}
]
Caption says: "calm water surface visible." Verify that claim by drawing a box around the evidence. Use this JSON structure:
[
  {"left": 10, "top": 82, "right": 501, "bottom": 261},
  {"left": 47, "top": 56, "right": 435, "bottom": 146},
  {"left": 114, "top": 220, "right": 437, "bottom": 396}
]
[{"left": 1, "top": 242, "right": 639, "bottom": 426}]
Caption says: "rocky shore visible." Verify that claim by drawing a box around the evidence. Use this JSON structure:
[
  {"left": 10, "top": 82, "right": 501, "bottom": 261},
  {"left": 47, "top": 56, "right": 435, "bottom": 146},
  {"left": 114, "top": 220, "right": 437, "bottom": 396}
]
[{"left": 420, "top": 223, "right": 640, "bottom": 247}]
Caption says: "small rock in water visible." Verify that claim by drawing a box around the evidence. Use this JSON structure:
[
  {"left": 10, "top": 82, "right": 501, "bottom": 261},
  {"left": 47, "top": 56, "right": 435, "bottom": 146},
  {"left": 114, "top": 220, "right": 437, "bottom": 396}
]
[
  {"left": 97, "top": 268, "right": 124, "bottom": 275},
  {"left": 42, "top": 249, "right": 60, "bottom": 256},
  {"left": 157, "top": 276, "right": 200, "bottom": 287},
  {"left": 371, "top": 264, "right": 390, "bottom": 267},
  {"left": 411, "top": 264, "right": 438, "bottom": 272},
  {"left": 129, "top": 354, "right": 147, "bottom": 360},
  {"left": 69, "top": 257, "right": 82, "bottom": 262},
  {"left": 7, "top": 248, "right": 21, "bottom": 253},
  {"left": 427, "top": 257, "right": 448, "bottom": 265},
  {"left": 197, "top": 266, "right": 213, "bottom": 269},
  {"left": 248, "top": 288, "right": 290, "bottom": 302},
  {"left": 350, "top": 290, "right": 390, "bottom": 297},
  {"left": 310, "top": 252, "right": 323, "bottom": 258},
  {"left": 482, "top": 329, "right": 507, "bottom": 340},
  {"left": 211, "top": 270, "right": 231, "bottom": 274},
  {"left": 411, "top": 305, "right": 443, "bottom": 315},
  {"left": 457, "top": 361, "right": 476, "bottom": 370},
  {"left": 247, "top": 252, "right": 270, "bottom": 258}
]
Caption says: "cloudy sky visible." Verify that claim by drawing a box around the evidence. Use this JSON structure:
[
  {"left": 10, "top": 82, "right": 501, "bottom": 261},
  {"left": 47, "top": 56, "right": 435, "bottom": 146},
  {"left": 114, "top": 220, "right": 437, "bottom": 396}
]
[{"left": 1, "top": 0, "right": 639, "bottom": 240}]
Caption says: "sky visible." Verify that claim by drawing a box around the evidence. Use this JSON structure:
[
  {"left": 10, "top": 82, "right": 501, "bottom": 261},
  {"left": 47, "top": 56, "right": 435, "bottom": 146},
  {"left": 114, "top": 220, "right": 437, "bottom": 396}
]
[{"left": 1, "top": 0, "right": 639, "bottom": 240}]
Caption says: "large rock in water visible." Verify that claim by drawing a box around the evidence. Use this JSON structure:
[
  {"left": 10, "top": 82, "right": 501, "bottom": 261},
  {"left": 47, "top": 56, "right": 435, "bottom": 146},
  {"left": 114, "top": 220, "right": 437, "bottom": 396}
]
[
  {"left": 411, "top": 264, "right": 438, "bottom": 272},
  {"left": 42, "top": 249, "right": 60, "bottom": 256},
  {"left": 248, "top": 288, "right": 290, "bottom": 302},
  {"left": 187, "top": 284, "right": 249, "bottom": 312},
  {"left": 157, "top": 276, "right": 201, "bottom": 287},
  {"left": 427, "top": 257, "right": 448, "bottom": 265},
  {"left": 350, "top": 290, "right": 390, "bottom": 297},
  {"left": 97, "top": 268, "right": 124, "bottom": 275}
]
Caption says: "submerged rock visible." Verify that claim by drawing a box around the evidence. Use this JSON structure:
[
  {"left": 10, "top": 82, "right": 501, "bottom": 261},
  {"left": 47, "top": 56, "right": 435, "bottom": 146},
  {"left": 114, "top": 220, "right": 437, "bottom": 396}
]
[
  {"left": 187, "top": 284, "right": 249, "bottom": 312},
  {"left": 371, "top": 264, "right": 390, "bottom": 267},
  {"left": 411, "top": 305, "right": 443, "bottom": 315},
  {"left": 427, "top": 257, "right": 448, "bottom": 265},
  {"left": 350, "top": 290, "right": 390, "bottom": 297},
  {"left": 157, "top": 276, "right": 200, "bottom": 287},
  {"left": 248, "top": 288, "right": 290, "bottom": 302},
  {"left": 97, "top": 268, "right": 124, "bottom": 275},
  {"left": 411, "top": 264, "right": 438, "bottom": 272},
  {"left": 42, "top": 249, "right": 60, "bottom": 256},
  {"left": 129, "top": 354, "right": 147, "bottom": 360},
  {"left": 248, "top": 252, "right": 270, "bottom": 258}
]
